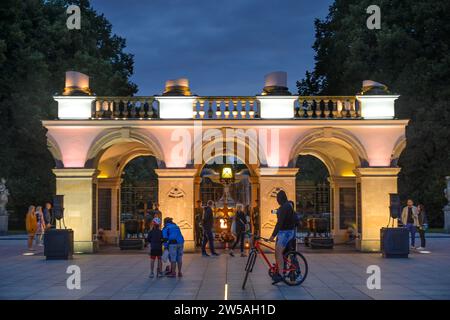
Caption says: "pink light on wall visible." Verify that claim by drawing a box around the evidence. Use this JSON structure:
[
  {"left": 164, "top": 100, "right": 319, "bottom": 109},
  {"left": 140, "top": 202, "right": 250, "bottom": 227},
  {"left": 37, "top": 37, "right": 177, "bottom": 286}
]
[
  {"left": 350, "top": 126, "right": 405, "bottom": 166},
  {"left": 48, "top": 127, "right": 104, "bottom": 167}
]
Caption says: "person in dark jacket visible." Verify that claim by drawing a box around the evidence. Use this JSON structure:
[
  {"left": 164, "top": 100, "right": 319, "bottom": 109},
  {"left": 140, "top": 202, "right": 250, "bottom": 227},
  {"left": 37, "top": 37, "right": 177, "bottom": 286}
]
[
  {"left": 229, "top": 204, "right": 247, "bottom": 257},
  {"left": 201, "top": 200, "right": 219, "bottom": 256},
  {"left": 268, "top": 190, "right": 296, "bottom": 284},
  {"left": 43, "top": 202, "right": 53, "bottom": 230},
  {"left": 417, "top": 204, "right": 428, "bottom": 250},
  {"left": 147, "top": 218, "right": 163, "bottom": 278}
]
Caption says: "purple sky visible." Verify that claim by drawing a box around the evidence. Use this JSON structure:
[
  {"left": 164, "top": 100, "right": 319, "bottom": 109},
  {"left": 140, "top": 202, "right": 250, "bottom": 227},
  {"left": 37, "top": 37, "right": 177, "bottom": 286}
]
[{"left": 91, "top": 0, "right": 333, "bottom": 96}]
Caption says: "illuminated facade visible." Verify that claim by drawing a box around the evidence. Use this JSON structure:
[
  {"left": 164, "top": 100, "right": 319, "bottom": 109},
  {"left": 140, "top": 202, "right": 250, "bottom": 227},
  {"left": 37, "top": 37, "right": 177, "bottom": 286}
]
[{"left": 43, "top": 72, "right": 407, "bottom": 253}]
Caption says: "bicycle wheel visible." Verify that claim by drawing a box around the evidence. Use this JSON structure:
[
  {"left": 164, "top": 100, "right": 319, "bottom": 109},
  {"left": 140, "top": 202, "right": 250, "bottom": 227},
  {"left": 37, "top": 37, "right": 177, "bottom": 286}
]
[
  {"left": 242, "top": 250, "right": 257, "bottom": 290},
  {"left": 282, "top": 251, "right": 308, "bottom": 286}
]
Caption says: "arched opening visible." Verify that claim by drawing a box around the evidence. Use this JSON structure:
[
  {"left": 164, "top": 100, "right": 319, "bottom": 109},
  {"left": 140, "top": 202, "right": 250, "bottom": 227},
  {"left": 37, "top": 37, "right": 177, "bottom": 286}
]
[
  {"left": 295, "top": 155, "right": 330, "bottom": 216},
  {"left": 89, "top": 130, "right": 163, "bottom": 248},
  {"left": 290, "top": 129, "right": 366, "bottom": 247},
  {"left": 120, "top": 156, "right": 159, "bottom": 222},
  {"left": 194, "top": 155, "right": 256, "bottom": 249}
]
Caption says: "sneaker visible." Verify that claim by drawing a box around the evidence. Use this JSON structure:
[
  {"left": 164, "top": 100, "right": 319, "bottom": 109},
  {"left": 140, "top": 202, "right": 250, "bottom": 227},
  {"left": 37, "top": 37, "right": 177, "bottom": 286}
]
[
  {"left": 212, "top": 252, "right": 220, "bottom": 256},
  {"left": 157, "top": 272, "right": 164, "bottom": 278},
  {"left": 229, "top": 251, "right": 235, "bottom": 257},
  {"left": 149, "top": 272, "right": 155, "bottom": 278},
  {"left": 178, "top": 272, "right": 183, "bottom": 277},
  {"left": 167, "top": 272, "right": 176, "bottom": 278},
  {"left": 416, "top": 247, "right": 425, "bottom": 251},
  {"left": 202, "top": 252, "right": 210, "bottom": 257},
  {"left": 410, "top": 246, "right": 416, "bottom": 250},
  {"left": 240, "top": 253, "right": 247, "bottom": 257}
]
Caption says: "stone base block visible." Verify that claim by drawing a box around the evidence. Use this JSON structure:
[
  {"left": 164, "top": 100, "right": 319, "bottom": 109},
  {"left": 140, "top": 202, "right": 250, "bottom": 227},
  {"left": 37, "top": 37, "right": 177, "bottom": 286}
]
[
  {"left": 183, "top": 240, "right": 195, "bottom": 253},
  {"left": 74, "top": 240, "right": 98, "bottom": 254},
  {"left": 0, "top": 215, "right": 8, "bottom": 235},
  {"left": 444, "top": 207, "right": 450, "bottom": 233}
]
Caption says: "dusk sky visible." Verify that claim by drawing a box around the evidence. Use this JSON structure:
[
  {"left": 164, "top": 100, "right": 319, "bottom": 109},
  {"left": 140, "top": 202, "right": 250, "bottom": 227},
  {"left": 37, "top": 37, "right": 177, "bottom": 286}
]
[{"left": 91, "top": 0, "right": 333, "bottom": 96}]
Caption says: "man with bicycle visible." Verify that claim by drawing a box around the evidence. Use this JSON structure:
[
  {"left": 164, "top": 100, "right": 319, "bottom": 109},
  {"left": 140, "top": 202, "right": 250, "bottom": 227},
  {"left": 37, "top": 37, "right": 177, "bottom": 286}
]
[{"left": 268, "top": 190, "right": 296, "bottom": 284}]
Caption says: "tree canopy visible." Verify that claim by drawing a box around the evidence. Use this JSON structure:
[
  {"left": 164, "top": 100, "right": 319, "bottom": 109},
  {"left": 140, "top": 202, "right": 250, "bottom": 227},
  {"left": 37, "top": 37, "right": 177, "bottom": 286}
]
[
  {"left": 297, "top": 0, "right": 450, "bottom": 226},
  {"left": 0, "top": 0, "right": 137, "bottom": 227}
]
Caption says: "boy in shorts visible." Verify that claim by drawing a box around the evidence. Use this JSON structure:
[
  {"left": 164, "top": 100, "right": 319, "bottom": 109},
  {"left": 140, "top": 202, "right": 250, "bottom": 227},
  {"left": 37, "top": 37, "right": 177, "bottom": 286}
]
[{"left": 147, "top": 218, "right": 163, "bottom": 278}]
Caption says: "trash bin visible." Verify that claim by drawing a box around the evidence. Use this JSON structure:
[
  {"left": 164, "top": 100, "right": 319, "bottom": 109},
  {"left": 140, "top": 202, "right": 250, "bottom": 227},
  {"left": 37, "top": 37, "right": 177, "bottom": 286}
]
[
  {"left": 380, "top": 227, "right": 409, "bottom": 258},
  {"left": 44, "top": 229, "right": 74, "bottom": 260}
]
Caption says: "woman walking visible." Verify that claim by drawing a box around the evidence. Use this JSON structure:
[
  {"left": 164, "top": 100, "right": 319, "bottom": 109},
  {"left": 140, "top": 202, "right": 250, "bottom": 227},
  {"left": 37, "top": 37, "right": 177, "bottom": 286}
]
[
  {"left": 229, "top": 204, "right": 247, "bottom": 257},
  {"left": 417, "top": 204, "right": 428, "bottom": 250},
  {"left": 35, "top": 206, "right": 45, "bottom": 246},
  {"left": 25, "top": 206, "right": 37, "bottom": 251}
]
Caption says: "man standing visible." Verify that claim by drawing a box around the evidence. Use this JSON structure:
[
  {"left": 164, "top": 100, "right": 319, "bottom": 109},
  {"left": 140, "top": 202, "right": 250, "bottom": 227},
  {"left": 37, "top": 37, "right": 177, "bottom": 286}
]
[
  {"left": 401, "top": 199, "right": 419, "bottom": 249},
  {"left": 43, "top": 202, "right": 53, "bottom": 230},
  {"left": 201, "top": 200, "right": 219, "bottom": 257}
]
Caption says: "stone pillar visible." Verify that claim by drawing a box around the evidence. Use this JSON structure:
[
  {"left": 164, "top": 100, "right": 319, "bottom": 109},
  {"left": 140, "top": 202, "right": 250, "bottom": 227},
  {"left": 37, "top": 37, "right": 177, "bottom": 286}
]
[
  {"left": 194, "top": 176, "right": 202, "bottom": 205},
  {"left": 444, "top": 176, "right": 450, "bottom": 233},
  {"left": 97, "top": 177, "right": 121, "bottom": 244},
  {"left": 354, "top": 167, "right": 400, "bottom": 252},
  {"left": 155, "top": 168, "right": 197, "bottom": 252},
  {"left": 328, "top": 176, "right": 357, "bottom": 243},
  {"left": 258, "top": 168, "right": 298, "bottom": 239},
  {"left": 53, "top": 168, "right": 98, "bottom": 253}
]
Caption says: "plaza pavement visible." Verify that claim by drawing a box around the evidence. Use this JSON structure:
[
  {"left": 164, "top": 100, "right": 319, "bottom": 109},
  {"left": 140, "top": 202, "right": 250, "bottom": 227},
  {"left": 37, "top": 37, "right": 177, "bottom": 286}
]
[{"left": 0, "top": 236, "right": 450, "bottom": 300}]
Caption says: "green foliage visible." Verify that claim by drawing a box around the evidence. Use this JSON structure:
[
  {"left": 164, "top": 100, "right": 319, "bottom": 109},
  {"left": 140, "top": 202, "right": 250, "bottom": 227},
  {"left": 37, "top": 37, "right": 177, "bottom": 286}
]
[
  {"left": 0, "top": 0, "right": 137, "bottom": 228},
  {"left": 122, "top": 156, "right": 159, "bottom": 187},
  {"left": 296, "top": 155, "right": 329, "bottom": 183},
  {"left": 297, "top": 0, "right": 450, "bottom": 226}
]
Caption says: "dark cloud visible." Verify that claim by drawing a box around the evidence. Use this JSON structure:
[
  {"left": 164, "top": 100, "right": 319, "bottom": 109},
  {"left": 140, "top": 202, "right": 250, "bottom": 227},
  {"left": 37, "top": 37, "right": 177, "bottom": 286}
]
[{"left": 91, "top": 0, "right": 332, "bottom": 95}]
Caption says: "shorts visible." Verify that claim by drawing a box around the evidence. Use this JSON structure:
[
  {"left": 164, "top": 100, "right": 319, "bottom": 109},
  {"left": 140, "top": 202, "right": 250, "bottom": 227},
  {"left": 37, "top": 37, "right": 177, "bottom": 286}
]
[
  {"left": 168, "top": 243, "right": 184, "bottom": 263},
  {"left": 276, "top": 230, "right": 295, "bottom": 248},
  {"left": 150, "top": 248, "right": 162, "bottom": 260}
]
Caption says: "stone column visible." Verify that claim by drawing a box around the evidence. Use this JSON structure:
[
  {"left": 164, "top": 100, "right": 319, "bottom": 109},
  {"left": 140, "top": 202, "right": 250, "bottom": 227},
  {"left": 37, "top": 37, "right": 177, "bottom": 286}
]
[
  {"left": 155, "top": 168, "right": 197, "bottom": 252},
  {"left": 258, "top": 168, "right": 298, "bottom": 239},
  {"left": 53, "top": 168, "right": 98, "bottom": 253},
  {"left": 354, "top": 167, "right": 400, "bottom": 252},
  {"left": 97, "top": 177, "right": 121, "bottom": 244},
  {"left": 194, "top": 176, "right": 202, "bottom": 205},
  {"left": 328, "top": 176, "right": 357, "bottom": 243},
  {"left": 444, "top": 176, "right": 450, "bottom": 233}
]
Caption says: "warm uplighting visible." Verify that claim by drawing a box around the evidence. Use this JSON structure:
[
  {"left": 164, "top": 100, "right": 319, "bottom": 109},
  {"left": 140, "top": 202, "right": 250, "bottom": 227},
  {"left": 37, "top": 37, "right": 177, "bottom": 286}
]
[{"left": 219, "top": 218, "right": 228, "bottom": 229}]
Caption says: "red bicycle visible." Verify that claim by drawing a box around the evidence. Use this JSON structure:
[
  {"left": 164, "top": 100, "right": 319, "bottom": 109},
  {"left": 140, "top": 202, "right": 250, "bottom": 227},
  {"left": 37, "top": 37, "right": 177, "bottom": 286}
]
[{"left": 242, "top": 234, "right": 308, "bottom": 289}]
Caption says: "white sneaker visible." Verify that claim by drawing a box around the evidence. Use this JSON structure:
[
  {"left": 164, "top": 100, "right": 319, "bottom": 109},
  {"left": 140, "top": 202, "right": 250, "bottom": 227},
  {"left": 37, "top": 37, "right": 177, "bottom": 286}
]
[
  {"left": 416, "top": 247, "right": 425, "bottom": 250},
  {"left": 410, "top": 246, "right": 416, "bottom": 250},
  {"left": 149, "top": 272, "right": 155, "bottom": 278}
]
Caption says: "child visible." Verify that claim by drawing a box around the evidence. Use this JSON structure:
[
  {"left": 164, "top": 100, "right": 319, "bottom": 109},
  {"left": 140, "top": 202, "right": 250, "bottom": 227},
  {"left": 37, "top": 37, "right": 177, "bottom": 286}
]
[{"left": 146, "top": 218, "right": 163, "bottom": 278}]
